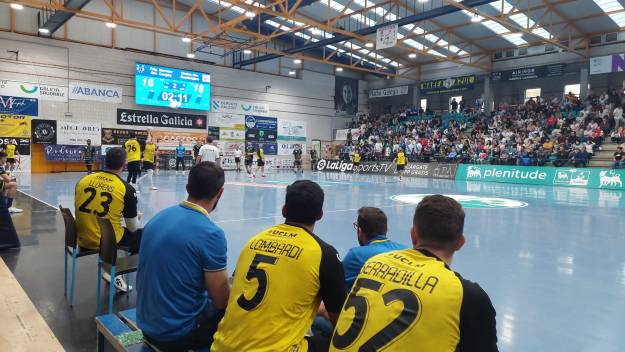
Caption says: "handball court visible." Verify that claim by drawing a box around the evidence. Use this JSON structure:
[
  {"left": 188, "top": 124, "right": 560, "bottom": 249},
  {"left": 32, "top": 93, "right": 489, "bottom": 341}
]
[{"left": 3, "top": 170, "right": 625, "bottom": 352}]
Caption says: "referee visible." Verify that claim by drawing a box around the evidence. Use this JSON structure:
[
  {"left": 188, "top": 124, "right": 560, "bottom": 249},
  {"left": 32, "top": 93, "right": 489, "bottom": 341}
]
[{"left": 330, "top": 195, "right": 498, "bottom": 352}]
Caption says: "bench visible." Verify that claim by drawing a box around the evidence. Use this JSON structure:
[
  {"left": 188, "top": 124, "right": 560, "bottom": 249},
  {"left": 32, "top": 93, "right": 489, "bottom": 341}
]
[
  {"left": 96, "top": 309, "right": 210, "bottom": 352},
  {"left": 0, "top": 258, "right": 63, "bottom": 351}
]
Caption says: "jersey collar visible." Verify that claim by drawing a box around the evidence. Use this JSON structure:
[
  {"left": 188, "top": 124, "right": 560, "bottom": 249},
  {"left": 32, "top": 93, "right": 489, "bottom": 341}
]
[
  {"left": 180, "top": 200, "right": 210, "bottom": 219},
  {"left": 415, "top": 248, "right": 451, "bottom": 270},
  {"left": 365, "top": 235, "right": 389, "bottom": 245},
  {"left": 284, "top": 222, "right": 314, "bottom": 236}
]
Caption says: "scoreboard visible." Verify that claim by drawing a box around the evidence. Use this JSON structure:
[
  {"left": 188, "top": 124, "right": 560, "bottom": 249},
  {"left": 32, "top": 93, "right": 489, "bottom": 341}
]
[{"left": 135, "top": 63, "right": 211, "bottom": 111}]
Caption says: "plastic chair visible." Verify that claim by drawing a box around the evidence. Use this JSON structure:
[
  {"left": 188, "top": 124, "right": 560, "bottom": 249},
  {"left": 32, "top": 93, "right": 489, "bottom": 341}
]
[
  {"left": 60, "top": 206, "right": 98, "bottom": 306},
  {"left": 96, "top": 217, "right": 138, "bottom": 315}
]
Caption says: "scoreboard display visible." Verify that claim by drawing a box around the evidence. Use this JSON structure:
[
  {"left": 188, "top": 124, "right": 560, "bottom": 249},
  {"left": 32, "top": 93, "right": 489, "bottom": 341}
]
[{"left": 135, "top": 63, "right": 211, "bottom": 111}]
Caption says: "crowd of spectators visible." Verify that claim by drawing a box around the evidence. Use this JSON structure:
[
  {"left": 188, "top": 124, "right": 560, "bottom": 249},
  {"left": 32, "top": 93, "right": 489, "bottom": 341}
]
[{"left": 344, "top": 88, "right": 625, "bottom": 168}]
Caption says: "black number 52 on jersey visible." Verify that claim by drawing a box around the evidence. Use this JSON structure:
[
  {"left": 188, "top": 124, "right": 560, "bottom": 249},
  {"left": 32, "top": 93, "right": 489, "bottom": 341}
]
[{"left": 332, "top": 277, "right": 421, "bottom": 351}]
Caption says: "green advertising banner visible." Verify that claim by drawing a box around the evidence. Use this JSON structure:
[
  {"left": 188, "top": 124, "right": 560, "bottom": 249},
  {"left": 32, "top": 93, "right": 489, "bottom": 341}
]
[{"left": 456, "top": 164, "right": 625, "bottom": 191}]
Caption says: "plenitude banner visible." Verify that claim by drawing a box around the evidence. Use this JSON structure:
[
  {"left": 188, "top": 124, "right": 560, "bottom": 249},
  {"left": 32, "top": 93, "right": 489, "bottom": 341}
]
[
  {"left": 0, "top": 80, "right": 68, "bottom": 102},
  {"left": 57, "top": 121, "right": 102, "bottom": 146},
  {"left": 0, "top": 114, "right": 31, "bottom": 138},
  {"left": 277, "top": 120, "right": 306, "bottom": 141},
  {"left": 211, "top": 98, "right": 270, "bottom": 117},
  {"left": 208, "top": 112, "right": 245, "bottom": 129},
  {"left": 456, "top": 164, "right": 625, "bottom": 191},
  {"left": 69, "top": 82, "right": 123, "bottom": 103}
]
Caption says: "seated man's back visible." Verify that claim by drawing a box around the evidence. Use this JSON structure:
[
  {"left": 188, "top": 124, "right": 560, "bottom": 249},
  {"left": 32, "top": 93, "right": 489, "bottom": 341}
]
[{"left": 212, "top": 181, "right": 346, "bottom": 352}]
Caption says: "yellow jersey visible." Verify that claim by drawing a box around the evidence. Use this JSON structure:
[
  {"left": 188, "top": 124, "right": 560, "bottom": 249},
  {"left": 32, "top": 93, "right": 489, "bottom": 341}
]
[
  {"left": 5, "top": 144, "right": 16, "bottom": 159},
  {"left": 124, "top": 139, "right": 141, "bottom": 162},
  {"left": 257, "top": 148, "right": 265, "bottom": 161},
  {"left": 74, "top": 171, "right": 138, "bottom": 249},
  {"left": 143, "top": 143, "right": 156, "bottom": 163},
  {"left": 330, "top": 249, "right": 498, "bottom": 352},
  {"left": 212, "top": 223, "right": 346, "bottom": 352},
  {"left": 397, "top": 151, "right": 406, "bottom": 165},
  {"left": 353, "top": 153, "right": 361, "bottom": 163}
]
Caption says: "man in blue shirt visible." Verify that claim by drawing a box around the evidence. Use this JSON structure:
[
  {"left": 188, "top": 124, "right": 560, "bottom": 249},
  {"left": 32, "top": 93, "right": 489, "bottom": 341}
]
[
  {"left": 343, "top": 207, "right": 408, "bottom": 289},
  {"left": 137, "top": 162, "right": 230, "bottom": 351},
  {"left": 175, "top": 141, "right": 186, "bottom": 175}
]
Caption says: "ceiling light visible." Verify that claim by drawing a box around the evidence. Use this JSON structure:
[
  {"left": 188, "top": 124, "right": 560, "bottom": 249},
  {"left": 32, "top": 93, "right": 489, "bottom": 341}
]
[
  {"left": 336, "top": 67, "right": 343, "bottom": 72},
  {"left": 10, "top": 3, "right": 24, "bottom": 10},
  {"left": 365, "top": 42, "right": 374, "bottom": 48},
  {"left": 409, "top": 53, "right": 417, "bottom": 58},
  {"left": 471, "top": 12, "right": 481, "bottom": 23},
  {"left": 182, "top": 37, "right": 192, "bottom": 43},
  {"left": 38, "top": 28, "right": 50, "bottom": 34},
  {"left": 245, "top": 11, "right": 255, "bottom": 18},
  {"left": 243, "top": 49, "right": 252, "bottom": 55},
  {"left": 186, "top": 53, "right": 196, "bottom": 59},
  {"left": 418, "top": 0, "right": 428, "bottom": 2},
  {"left": 105, "top": 22, "right": 117, "bottom": 28},
  {"left": 289, "top": 70, "right": 296, "bottom": 75},
  {"left": 293, "top": 59, "right": 302, "bottom": 64}
]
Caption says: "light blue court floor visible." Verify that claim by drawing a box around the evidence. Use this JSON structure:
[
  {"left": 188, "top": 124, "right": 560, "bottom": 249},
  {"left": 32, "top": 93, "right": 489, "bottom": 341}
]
[{"left": 6, "top": 170, "right": 625, "bottom": 351}]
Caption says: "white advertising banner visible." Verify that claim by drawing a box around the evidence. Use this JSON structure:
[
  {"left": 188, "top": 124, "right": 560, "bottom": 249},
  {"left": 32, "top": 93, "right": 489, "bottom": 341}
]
[
  {"left": 209, "top": 112, "right": 245, "bottom": 128},
  {"left": 57, "top": 121, "right": 102, "bottom": 146},
  {"left": 214, "top": 140, "right": 244, "bottom": 156},
  {"left": 278, "top": 120, "right": 307, "bottom": 141},
  {"left": 0, "top": 80, "right": 68, "bottom": 102},
  {"left": 278, "top": 142, "right": 306, "bottom": 156},
  {"left": 219, "top": 128, "right": 245, "bottom": 141},
  {"left": 590, "top": 53, "right": 625, "bottom": 75},
  {"left": 69, "top": 82, "right": 123, "bottom": 103},
  {"left": 211, "top": 98, "right": 270, "bottom": 116},
  {"left": 335, "top": 128, "right": 361, "bottom": 141},
  {"left": 376, "top": 24, "right": 398, "bottom": 50},
  {"left": 369, "top": 85, "right": 409, "bottom": 98}
]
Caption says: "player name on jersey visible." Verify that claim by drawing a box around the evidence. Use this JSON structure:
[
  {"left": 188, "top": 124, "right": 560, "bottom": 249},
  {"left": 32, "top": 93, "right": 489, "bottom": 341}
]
[{"left": 361, "top": 253, "right": 439, "bottom": 294}]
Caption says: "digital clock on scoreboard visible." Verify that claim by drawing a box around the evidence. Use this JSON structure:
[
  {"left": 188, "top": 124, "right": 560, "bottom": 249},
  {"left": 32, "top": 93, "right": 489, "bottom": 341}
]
[{"left": 135, "top": 63, "right": 211, "bottom": 111}]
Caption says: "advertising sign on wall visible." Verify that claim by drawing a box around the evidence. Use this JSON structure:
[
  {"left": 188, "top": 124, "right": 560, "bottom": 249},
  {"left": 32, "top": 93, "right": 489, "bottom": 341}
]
[
  {"left": 57, "top": 121, "right": 102, "bottom": 146},
  {"left": 376, "top": 24, "right": 398, "bottom": 49},
  {"left": 247, "top": 141, "right": 277, "bottom": 155},
  {"left": 316, "top": 160, "right": 457, "bottom": 179},
  {"left": 0, "top": 80, "right": 68, "bottom": 102},
  {"left": 278, "top": 143, "right": 305, "bottom": 156},
  {"left": 69, "top": 82, "right": 123, "bottom": 103},
  {"left": 0, "top": 137, "right": 31, "bottom": 155},
  {"left": 219, "top": 128, "right": 245, "bottom": 141},
  {"left": 419, "top": 75, "right": 476, "bottom": 95},
  {"left": 369, "top": 85, "right": 409, "bottom": 98},
  {"left": 245, "top": 115, "right": 277, "bottom": 142},
  {"left": 44, "top": 144, "right": 98, "bottom": 162},
  {"left": 0, "top": 114, "right": 31, "bottom": 138},
  {"left": 335, "top": 77, "right": 359, "bottom": 115},
  {"left": 211, "top": 98, "right": 270, "bottom": 116},
  {"left": 208, "top": 112, "right": 245, "bottom": 128},
  {"left": 150, "top": 131, "right": 207, "bottom": 147},
  {"left": 0, "top": 96, "right": 38, "bottom": 115},
  {"left": 456, "top": 164, "right": 625, "bottom": 191},
  {"left": 335, "top": 128, "right": 361, "bottom": 141},
  {"left": 208, "top": 127, "right": 220, "bottom": 140},
  {"left": 101, "top": 128, "right": 149, "bottom": 145},
  {"left": 32, "top": 119, "right": 57, "bottom": 144},
  {"left": 278, "top": 120, "right": 306, "bottom": 141},
  {"left": 491, "top": 64, "right": 565, "bottom": 81},
  {"left": 117, "top": 108, "right": 207, "bottom": 130},
  {"left": 590, "top": 53, "right": 625, "bottom": 75}
]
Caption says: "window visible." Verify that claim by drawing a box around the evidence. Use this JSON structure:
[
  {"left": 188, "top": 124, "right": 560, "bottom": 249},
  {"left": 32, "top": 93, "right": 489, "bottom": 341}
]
[
  {"left": 420, "top": 98, "right": 427, "bottom": 111},
  {"left": 450, "top": 96, "right": 462, "bottom": 112},
  {"left": 564, "top": 84, "right": 581, "bottom": 97},
  {"left": 524, "top": 88, "right": 541, "bottom": 102}
]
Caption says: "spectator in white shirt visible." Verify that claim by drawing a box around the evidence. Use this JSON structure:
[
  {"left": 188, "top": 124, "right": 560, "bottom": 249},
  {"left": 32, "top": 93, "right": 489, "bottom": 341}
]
[{"left": 197, "top": 137, "right": 221, "bottom": 165}]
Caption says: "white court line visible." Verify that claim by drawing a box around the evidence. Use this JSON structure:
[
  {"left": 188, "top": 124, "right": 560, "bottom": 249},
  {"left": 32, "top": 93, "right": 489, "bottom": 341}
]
[
  {"left": 214, "top": 203, "right": 412, "bottom": 224},
  {"left": 17, "top": 190, "right": 58, "bottom": 211}
]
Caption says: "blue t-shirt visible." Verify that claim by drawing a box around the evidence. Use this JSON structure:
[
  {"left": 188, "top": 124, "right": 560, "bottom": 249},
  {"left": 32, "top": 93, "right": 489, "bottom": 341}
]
[
  {"left": 137, "top": 201, "right": 227, "bottom": 341},
  {"left": 175, "top": 146, "right": 186, "bottom": 158},
  {"left": 342, "top": 235, "right": 407, "bottom": 289}
]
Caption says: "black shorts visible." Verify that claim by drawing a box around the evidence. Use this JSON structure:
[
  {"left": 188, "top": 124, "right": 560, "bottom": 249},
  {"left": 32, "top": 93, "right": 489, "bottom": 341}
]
[
  {"left": 245, "top": 159, "right": 253, "bottom": 166},
  {"left": 143, "top": 161, "right": 154, "bottom": 170},
  {"left": 85, "top": 159, "right": 93, "bottom": 165},
  {"left": 257, "top": 160, "right": 265, "bottom": 167},
  {"left": 6, "top": 158, "right": 15, "bottom": 164},
  {"left": 397, "top": 164, "right": 405, "bottom": 171},
  {"left": 235, "top": 157, "right": 241, "bottom": 163},
  {"left": 353, "top": 162, "right": 360, "bottom": 167},
  {"left": 294, "top": 159, "right": 302, "bottom": 166}
]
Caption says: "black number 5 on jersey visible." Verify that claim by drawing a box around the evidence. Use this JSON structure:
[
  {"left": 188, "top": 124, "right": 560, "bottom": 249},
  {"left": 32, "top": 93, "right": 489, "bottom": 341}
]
[
  {"left": 237, "top": 254, "right": 278, "bottom": 311},
  {"left": 332, "top": 277, "right": 421, "bottom": 351}
]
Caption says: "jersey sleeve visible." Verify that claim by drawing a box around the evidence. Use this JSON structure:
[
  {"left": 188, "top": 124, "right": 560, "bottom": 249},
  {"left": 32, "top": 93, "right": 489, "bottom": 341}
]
[
  {"left": 122, "top": 182, "right": 138, "bottom": 219},
  {"left": 318, "top": 242, "right": 347, "bottom": 314},
  {"left": 457, "top": 276, "right": 499, "bottom": 352},
  {"left": 200, "top": 227, "right": 227, "bottom": 272}
]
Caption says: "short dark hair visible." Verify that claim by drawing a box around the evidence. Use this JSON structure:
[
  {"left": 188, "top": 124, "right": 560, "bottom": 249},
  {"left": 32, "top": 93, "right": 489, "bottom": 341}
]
[
  {"left": 187, "top": 162, "right": 225, "bottom": 200},
  {"left": 105, "top": 147, "right": 126, "bottom": 170},
  {"left": 413, "top": 195, "right": 465, "bottom": 250},
  {"left": 284, "top": 180, "right": 324, "bottom": 225},
  {"left": 129, "top": 131, "right": 136, "bottom": 138},
  {"left": 0, "top": 151, "right": 6, "bottom": 159},
  {"left": 207, "top": 137, "right": 214, "bottom": 144},
  {"left": 357, "top": 207, "right": 387, "bottom": 239}
]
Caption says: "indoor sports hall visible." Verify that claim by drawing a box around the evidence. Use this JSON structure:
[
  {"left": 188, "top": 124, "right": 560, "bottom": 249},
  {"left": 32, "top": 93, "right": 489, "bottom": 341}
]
[{"left": 1, "top": 1, "right": 625, "bottom": 352}]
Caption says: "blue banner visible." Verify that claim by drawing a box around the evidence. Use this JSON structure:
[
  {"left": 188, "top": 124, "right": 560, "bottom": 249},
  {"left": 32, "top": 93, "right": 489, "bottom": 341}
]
[
  {"left": 44, "top": 144, "right": 98, "bottom": 162},
  {"left": 0, "top": 95, "right": 38, "bottom": 115},
  {"left": 245, "top": 115, "right": 277, "bottom": 130},
  {"left": 248, "top": 142, "right": 277, "bottom": 155}
]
